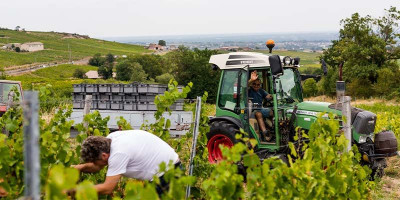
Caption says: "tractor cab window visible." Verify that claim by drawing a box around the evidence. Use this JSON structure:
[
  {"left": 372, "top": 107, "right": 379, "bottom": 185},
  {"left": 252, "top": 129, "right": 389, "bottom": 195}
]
[
  {"left": 218, "top": 70, "right": 239, "bottom": 111},
  {"left": 0, "top": 83, "right": 21, "bottom": 103},
  {"left": 275, "top": 68, "right": 303, "bottom": 105}
]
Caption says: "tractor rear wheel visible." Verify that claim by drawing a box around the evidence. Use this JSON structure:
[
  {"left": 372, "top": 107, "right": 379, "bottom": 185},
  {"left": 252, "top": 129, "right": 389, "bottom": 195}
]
[{"left": 207, "top": 121, "right": 239, "bottom": 163}]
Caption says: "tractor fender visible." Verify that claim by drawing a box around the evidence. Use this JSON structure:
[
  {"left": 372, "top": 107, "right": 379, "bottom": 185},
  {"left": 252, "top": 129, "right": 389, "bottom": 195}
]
[{"left": 209, "top": 116, "right": 243, "bottom": 129}]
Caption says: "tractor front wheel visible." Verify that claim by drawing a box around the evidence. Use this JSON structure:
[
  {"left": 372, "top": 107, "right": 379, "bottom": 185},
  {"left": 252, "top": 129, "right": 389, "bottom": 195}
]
[{"left": 206, "top": 121, "right": 239, "bottom": 163}]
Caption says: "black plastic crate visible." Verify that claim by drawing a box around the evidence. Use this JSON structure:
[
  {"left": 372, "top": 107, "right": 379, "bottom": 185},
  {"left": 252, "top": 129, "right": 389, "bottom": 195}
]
[
  {"left": 111, "top": 84, "right": 123, "bottom": 93},
  {"left": 123, "top": 101, "right": 137, "bottom": 111},
  {"left": 123, "top": 83, "right": 138, "bottom": 93},
  {"left": 99, "top": 94, "right": 111, "bottom": 100},
  {"left": 73, "top": 93, "right": 85, "bottom": 101},
  {"left": 137, "top": 102, "right": 147, "bottom": 111},
  {"left": 91, "top": 100, "right": 98, "bottom": 109},
  {"left": 85, "top": 84, "right": 98, "bottom": 93},
  {"left": 98, "top": 100, "right": 111, "bottom": 110},
  {"left": 99, "top": 84, "right": 111, "bottom": 93},
  {"left": 73, "top": 84, "right": 85, "bottom": 93},
  {"left": 125, "top": 94, "right": 137, "bottom": 101},
  {"left": 112, "top": 94, "right": 124, "bottom": 101},
  {"left": 148, "top": 102, "right": 157, "bottom": 111},
  {"left": 170, "top": 102, "right": 184, "bottom": 111},
  {"left": 73, "top": 100, "right": 84, "bottom": 109},
  {"left": 139, "top": 94, "right": 157, "bottom": 102},
  {"left": 111, "top": 101, "right": 123, "bottom": 110}
]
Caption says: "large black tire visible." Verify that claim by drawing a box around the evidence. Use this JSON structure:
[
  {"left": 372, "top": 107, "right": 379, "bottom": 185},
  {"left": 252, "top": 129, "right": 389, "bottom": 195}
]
[{"left": 207, "top": 121, "right": 239, "bottom": 163}]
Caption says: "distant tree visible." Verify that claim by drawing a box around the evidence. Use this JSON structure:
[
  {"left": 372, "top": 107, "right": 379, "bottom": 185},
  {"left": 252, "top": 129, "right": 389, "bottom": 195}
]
[
  {"left": 15, "top": 47, "right": 20, "bottom": 52},
  {"left": 106, "top": 53, "right": 115, "bottom": 64},
  {"left": 15, "top": 26, "right": 20, "bottom": 31},
  {"left": 156, "top": 73, "right": 174, "bottom": 84},
  {"left": 98, "top": 64, "right": 114, "bottom": 80},
  {"left": 116, "top": 60, "right": 134, "bottom": 81},
  {"left": 73, "top": 68, "right": 87, "bottom": 79},
  {"left": 130, "top": 63, "right": 148, "bottom": 82},
  {"left": 321, "top": 7, "right": 400, "bottom": 83},
  {"left": 89, "top": 53, "right": 106, "bottom": 67},
  {"left": 128, "top": 54, "right": 163, "bottom": 80},
  {"left": 303, "top": 78, "right": 318, "bottom": 97},
  {"left": 158, "top": 40, "right": 166, "bottom": 46},
  {"left": 166, "top": 46, "right": 220, "bottom": 102}
]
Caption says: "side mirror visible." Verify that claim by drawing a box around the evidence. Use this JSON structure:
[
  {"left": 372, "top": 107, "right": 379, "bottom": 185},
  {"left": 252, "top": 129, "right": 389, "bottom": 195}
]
[
  {"left": 293, "top": 57, "right": 300, "bottom": 66},
  {"left": 269, "top": 55, "right": 283, "bottom": 76}
]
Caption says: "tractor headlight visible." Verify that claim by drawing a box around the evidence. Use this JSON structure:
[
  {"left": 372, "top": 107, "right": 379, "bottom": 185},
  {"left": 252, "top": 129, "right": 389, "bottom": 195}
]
[
  {"left": 359, "top": 133, "right": 374, "bottom": 143},
  {"left": 283, "top": 56, "right": 292, "bottom": 66}
]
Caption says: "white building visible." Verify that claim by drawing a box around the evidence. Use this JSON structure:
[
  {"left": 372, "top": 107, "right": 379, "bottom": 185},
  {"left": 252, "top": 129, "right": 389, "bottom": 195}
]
[{"left": 20, "top": 42, "right": 44, "bottom": 52}]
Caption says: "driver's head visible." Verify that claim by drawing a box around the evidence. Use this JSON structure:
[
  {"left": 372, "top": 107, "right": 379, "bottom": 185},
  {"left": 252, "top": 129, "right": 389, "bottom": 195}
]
[{"left": 251, "top": 79, "right": 262, "bottom": 92}]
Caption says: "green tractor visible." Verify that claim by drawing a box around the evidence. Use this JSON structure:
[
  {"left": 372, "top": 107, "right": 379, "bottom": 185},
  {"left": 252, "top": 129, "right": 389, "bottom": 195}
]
[{"left": 206, "top": 49, "right": 398, "bottom": 177}]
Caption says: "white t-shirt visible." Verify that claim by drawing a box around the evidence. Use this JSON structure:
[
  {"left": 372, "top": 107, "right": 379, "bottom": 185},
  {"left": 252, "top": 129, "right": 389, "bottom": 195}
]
[{"left": 106, "top": 130, "right": 179, "bottom": 180}]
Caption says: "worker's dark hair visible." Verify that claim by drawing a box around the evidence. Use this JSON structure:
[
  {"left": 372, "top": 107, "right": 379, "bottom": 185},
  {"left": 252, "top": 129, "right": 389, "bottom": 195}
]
[{"left": 80, "top": 136, "right": 111, "bottom": 163}]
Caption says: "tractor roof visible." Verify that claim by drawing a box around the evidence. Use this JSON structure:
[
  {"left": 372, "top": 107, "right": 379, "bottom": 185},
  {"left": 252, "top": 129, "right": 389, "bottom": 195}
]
[{"left": 209, "top": 52, "right": 278, "bottom": 70}]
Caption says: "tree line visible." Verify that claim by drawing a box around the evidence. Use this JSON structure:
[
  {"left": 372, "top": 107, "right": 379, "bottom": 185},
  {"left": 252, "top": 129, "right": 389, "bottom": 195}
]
[
  {"left": 303, "top": 7, "right": 400, "bottom": 99},
  {"left": 83, "top": 47, "right": 221, "bottom": 102}
]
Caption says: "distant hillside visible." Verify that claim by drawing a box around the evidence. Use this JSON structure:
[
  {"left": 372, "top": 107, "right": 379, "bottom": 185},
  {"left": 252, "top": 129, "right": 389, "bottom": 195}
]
[{"left": 0, "top": 29, "right": 150, "bottom": 68}]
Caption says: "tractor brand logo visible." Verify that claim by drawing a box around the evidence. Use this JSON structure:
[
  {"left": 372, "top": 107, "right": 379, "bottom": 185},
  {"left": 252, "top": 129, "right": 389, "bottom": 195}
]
[
  {"left": 286, "top": 109, "right": 328, "bottom": 118},
  {"left": 226, "top": 60, "right": 265, "bottom": 66},
  {"left": 240, "top": 60, "right": 253, "bottom": 64},
  {"left": 368, "top": 120, "right": 375, "bottom": 124}
]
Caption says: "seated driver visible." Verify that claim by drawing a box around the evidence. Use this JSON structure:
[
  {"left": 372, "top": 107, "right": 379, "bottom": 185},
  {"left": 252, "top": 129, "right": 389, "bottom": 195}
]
[{"left": 248, "top": 70, "right": 274, "bottom": 142}]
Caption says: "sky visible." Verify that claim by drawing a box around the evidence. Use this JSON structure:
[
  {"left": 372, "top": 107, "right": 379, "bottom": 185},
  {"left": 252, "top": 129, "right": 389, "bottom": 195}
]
[{"left": 1, "top": 0, "right": 398, "bottom": 38}]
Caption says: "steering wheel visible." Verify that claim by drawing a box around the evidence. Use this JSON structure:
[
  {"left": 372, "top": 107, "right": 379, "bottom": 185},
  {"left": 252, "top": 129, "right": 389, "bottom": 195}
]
[{"left": 263, "top": 97, "right": 273, "bottom": 107}]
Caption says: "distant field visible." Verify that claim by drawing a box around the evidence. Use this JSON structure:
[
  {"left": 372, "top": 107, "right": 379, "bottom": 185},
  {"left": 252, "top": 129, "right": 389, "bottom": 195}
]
[
  {"left": 9, "top": 64, "right": 96, "bottom": 92},
  {"left": 0, "top": 29, "right": 150, "bottom": 67},
  {"left": 254, "top": 50, "right": 322, "bottom": 70},
  {"left": 8, "top": 64, "right": 127, "bottom": 98}
]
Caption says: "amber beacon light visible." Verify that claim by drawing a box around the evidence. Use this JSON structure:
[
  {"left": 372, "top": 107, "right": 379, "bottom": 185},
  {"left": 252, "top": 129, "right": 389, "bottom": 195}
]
[{"left": 266, "top": 40, "right": 275, "bottom": 53}]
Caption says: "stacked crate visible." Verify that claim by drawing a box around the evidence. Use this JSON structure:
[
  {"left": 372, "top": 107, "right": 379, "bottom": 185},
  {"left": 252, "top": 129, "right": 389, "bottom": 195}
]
[{"left": 72, "top": 83, "right": 184, "bottom": 111}]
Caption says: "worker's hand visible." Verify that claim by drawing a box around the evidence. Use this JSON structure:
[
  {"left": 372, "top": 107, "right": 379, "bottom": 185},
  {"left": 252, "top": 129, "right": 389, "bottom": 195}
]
[
  {"left": 65, "top": 188, "right": 76, "bottom": 197},
  {"left": 0, "top": 186, "right": 8, "bottom": 197},
  {"left": 250, "top": 70, "right": 258, "bottom": 81},
  {"left": 266, "top": 94, "right": 272, "bottom": 100}
]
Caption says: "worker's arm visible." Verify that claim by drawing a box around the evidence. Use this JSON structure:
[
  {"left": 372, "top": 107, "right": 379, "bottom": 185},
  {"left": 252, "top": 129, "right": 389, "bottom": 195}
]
[
  {"left": 71, "top": 163, "right": 104, "bottom": 173},
  {"left": 248, "top": 70, "right": 258, "bottom": 85},
  {"left": 94, "top": 175, "right": 122, "bottom": 195}
]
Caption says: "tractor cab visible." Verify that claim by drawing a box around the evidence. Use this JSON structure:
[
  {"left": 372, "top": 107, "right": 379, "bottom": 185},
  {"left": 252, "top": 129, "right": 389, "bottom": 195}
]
[{"left": 207, "top": 51, "right": 303, "bottom": 162}]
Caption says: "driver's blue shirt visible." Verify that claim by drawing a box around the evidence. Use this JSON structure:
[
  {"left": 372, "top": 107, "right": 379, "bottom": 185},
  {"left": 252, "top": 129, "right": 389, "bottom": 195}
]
[
  {"left": 248, "top": 88, "right": 268, "bottom": 105},
  {"left": 249, "top": 88, "right": 271, "bottom": 118}
]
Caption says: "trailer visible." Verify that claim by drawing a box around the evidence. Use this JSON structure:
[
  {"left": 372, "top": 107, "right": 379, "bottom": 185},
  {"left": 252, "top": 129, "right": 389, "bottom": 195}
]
[{"left": 70, "top": 83, "right": 192, "bottom": 137}]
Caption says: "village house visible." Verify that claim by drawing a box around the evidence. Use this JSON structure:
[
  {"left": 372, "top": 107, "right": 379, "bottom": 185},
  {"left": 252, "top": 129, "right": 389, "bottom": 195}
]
[
  {"left": 85, "top": 70, "right": 116, "bottom": 79},
  {"left": 147, "top": 43, "right": 164, "bottom": 51},
  {"left": 20, "top": 42, "right": 44, "bottom": 52}
]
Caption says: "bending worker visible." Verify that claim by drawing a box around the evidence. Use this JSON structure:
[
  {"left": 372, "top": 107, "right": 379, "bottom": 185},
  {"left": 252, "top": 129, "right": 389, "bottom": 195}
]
[
  {"left": 248, "top": 70, "right": 274, "bottom": 142},
  {"left": 72, "top": 130, "right": 181, "bottom": 195}
]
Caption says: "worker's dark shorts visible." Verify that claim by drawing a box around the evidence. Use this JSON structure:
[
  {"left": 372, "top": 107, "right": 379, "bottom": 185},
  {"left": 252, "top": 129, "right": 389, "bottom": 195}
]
[
  {"left": 155, "top": 161, "right": 182, "bottom": 196},
  {"left": 254, "top": 108, "right": 271, "bottom": 118}
]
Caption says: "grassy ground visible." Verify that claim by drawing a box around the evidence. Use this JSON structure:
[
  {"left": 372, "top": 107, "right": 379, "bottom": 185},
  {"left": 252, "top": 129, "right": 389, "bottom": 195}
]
[{"left": 0, "top": 29, "right": 150, "bottom": 67}]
